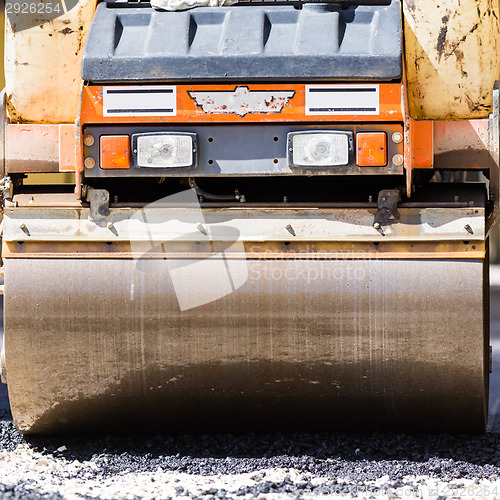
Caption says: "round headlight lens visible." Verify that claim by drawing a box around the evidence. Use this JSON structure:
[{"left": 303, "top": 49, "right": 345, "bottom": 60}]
[{"left": 291, "top": 133, "right": 349, "bottom": 166}]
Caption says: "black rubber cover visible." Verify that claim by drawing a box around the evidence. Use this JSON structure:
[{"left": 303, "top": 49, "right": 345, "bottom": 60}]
[{"left": 82, "top": 1, "right": 402, "bottom": 82}]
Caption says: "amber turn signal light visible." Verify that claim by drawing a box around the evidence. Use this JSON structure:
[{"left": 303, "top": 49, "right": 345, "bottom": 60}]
[
  {"left": 356, "top": 132, "right": 387, "bottom": 167},
  {"left": 100, "top": 135, "right": 131, "bottom": 169}
]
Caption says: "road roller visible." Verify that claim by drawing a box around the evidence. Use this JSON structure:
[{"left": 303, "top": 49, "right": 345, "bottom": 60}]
[{"left": 0, "top": 0, "right": 499, "bottom": 433}]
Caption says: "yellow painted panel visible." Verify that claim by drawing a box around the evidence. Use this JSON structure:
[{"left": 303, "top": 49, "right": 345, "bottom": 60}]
[
  {"left": 0, "top": 6, "right": 4, "bottom": 89},
  {"left": 5, "top": 0, "right": 96, "bottom": 123},
  {"left": 403, "top": 0, "right": 500, "bottom": 120},
  {"left": 24, "top": 173, "right": 75, "bottom": 185}
]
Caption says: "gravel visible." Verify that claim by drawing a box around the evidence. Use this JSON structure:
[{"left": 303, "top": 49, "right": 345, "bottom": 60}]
[{"left": 0, "top": 415, "right": 500, "bottom": 499}]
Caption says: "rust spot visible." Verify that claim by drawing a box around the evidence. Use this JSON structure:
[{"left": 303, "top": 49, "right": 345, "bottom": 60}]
[
  {"left": 404, "top": 0, "right": 416, "bottom": 13},
  {"left": 453, "top": 49, "right": 467, "bottom": 77},
  {"left": 442, "top": 22, "right": 480, "bottom": 62},
  {"left": 436, "top": 25, "right": 448, "bottom": 62},
  {"left": 469, "top": 22, "right": 480, "bottom": 35},
  {"left": 59, "top": 27, "right": 74, "bottom": 35},
  {"left": 464, "top": 93, "right": 489, "bottom": 114}
]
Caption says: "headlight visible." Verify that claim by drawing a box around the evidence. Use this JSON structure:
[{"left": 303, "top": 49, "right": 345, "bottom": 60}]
[
  {"left": 288, "top": 132, "right": 351, "bottom": 167},
  {"left": 133, "top": 133, "right": 197, "bottom": 168}
]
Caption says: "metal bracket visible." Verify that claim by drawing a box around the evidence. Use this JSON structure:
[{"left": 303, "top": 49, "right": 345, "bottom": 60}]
[
  {"left": 374, "top": 189, "right": 401, "bottom": 226},
  {"left": 0, "top": 177, "right": 13, "bottom": 208},
  {"left": 87, "top": 188, "right": 110, "bottom": 221},
  {"left": 486, "top": 81, "right": 500, "bottom": 235},
  {"left": 188, "top": 177, "right": 245, "bottom": 203}
]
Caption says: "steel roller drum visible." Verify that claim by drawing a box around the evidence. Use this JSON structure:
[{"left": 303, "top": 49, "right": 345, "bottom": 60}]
[{"left": 3, "top": 256, "right": 488, "bottom": 434}]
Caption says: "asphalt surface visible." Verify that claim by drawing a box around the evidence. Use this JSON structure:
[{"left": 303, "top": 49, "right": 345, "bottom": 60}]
[{"left": 0, "top": 290, "right": 498, "bottom": 498}]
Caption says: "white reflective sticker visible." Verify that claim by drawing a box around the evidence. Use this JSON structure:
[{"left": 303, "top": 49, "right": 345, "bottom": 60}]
[
  {"left": 103, "top": 86, "right": 177, "bottom": 117},
  {"left": 305, "top": 85, "right": 379, "bottom": 116}
]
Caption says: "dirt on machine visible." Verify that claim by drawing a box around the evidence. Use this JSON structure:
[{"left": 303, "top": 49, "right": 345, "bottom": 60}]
[{"left": 0, "top": 0, "right": 498, "bottom": 434}]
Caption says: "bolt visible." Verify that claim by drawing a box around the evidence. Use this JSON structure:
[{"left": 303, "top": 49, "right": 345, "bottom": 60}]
[
  {"left": 455, "top": 195, "right": 459, "bottom": 202},
  {"left": 373, "top": 222, "right": 381, "bottom": 229},
  {"left": 20, "top": 223, "right": 26, "bottom": 230},
  {"left": 392, "top": 154, "right": 404, "bottom": 166},
  {"left": 285, "top": 224, "right": 296, "bottom": 236},
  {"left": 84, "top": 157, "right": 96, "bottom": 169},
  {"left": 107, "top": 222, "right": 115, "bottom": 231},
  {"left": 464, "top": 224, "right": 474, "bottom": 235},
  {"left": 391, "top": 132, "right": 403, "bottom": 144},
  {"left": 83, "top": 135, "right": 95, "bottom": 147},
  {"left": 283, "top": 196, "right": 288, "bottom": 203},
  {"left": 197, "top": 223, "right": 207, "bottom": 236}
]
